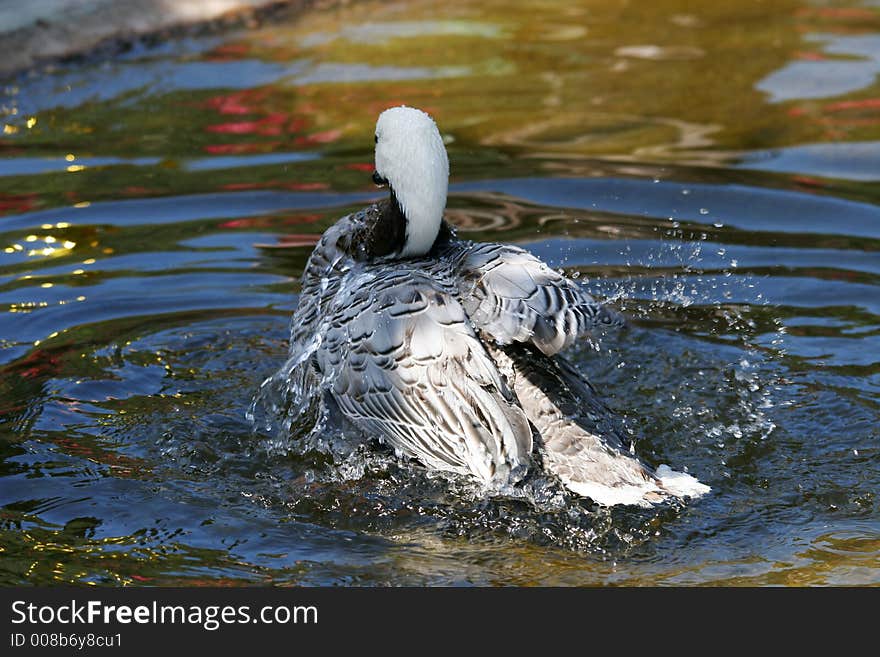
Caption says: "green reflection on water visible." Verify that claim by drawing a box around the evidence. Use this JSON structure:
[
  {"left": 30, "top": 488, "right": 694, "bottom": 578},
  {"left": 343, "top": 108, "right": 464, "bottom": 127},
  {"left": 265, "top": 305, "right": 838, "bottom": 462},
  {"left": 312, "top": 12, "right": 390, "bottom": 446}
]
[{"left": 0, "top": 0, "right": 879, "bottom": 586}]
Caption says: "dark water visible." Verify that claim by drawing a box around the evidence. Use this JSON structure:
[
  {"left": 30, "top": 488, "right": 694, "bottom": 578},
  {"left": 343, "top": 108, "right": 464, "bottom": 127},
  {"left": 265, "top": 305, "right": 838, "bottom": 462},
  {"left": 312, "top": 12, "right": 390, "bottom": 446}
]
[{"left": 1, "top": 0, "right": 878, "bottom": 585}]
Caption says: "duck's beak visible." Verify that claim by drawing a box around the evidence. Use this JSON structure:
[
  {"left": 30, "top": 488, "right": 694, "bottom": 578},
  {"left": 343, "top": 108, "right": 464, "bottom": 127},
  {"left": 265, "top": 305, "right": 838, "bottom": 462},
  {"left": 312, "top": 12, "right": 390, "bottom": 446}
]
[{"left": 372, "top": 170, "right": 388, "bottom": 187}]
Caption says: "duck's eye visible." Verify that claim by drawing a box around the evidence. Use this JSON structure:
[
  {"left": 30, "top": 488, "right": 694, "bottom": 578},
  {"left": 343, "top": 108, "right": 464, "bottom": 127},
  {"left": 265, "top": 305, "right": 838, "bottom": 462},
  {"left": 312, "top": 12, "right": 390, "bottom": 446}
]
[{"left": 372, "top": 171, "right": 388, "bottom": 186}]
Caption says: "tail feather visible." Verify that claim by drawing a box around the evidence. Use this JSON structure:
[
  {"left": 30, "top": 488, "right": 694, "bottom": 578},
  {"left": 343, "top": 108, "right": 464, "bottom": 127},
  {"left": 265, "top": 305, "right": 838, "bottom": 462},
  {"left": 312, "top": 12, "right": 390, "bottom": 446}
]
[{"left": 489, "top": 343, "right": 709, "bottom": 507}]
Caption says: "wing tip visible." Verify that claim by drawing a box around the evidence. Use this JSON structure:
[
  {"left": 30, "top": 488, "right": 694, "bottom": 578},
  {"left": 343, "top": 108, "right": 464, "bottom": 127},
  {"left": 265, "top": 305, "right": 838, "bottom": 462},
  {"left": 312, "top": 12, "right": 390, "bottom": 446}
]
[{"left": 655, "top": 464, "right": 712, "bottom": 499}]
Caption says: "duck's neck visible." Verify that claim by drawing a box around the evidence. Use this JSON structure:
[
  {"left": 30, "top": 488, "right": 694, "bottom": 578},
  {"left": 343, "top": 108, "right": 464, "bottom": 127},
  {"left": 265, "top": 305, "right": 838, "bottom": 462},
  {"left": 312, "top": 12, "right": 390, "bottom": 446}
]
[
  {"left": 394, "top": 178, "right": 446, "bottom": 257},
  {"left": 358, "top": 188, "right": 452, "bottom": 260},
  {"left": 356, "top": 191, "right": 406, "bottom": 259}
]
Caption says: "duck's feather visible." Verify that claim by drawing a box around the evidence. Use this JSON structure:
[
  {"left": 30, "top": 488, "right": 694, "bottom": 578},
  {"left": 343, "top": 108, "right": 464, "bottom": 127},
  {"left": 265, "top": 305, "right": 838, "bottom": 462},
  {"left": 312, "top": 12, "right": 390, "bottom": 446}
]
[
  {"left": 489, "top": 343, "right": 709, "bottom": 505},
  {"left": 313, "top": 263, "right": 533, "bottom": 485},
  {"left": 454, "top": 243, "right": 624, "bottom": 355},
  {"left": 288, "top": 206, "right": 697, "bottom": 503},
  {"left": 488, "top": 343, "right": 665, "bottom": 506}
]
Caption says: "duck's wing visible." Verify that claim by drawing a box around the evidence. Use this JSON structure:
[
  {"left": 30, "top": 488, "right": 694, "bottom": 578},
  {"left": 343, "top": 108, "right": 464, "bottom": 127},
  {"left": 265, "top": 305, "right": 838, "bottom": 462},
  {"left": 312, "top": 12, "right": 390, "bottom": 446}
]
[
  {"left": 454, "top": 243, "right": 623, "bottom": 356},
  {"left": 315, "top": 268, "right": 533, "bottom": 485},
  {"left": 489, "top": 343, "right": 710, "bottom": 506}
]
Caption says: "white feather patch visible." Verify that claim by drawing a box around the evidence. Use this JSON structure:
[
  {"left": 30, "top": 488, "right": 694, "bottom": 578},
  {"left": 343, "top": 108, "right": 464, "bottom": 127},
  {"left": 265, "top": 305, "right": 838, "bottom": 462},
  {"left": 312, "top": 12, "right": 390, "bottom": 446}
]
[
  {"left": 374, "top": 106, "right": 449, "bottom": 257},
  {"left": 561, "top": 479, "right": 663, "bottom": 508},
  {"left": 655, "top": 464, "right": 711, "bottom": 498}
]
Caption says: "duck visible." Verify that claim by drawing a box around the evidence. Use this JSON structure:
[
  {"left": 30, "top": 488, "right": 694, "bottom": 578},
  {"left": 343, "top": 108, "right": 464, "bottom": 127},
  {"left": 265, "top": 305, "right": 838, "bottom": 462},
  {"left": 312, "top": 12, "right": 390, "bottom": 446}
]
[{"left": 282, "top": 105, "right": 709, "bottom": 506}]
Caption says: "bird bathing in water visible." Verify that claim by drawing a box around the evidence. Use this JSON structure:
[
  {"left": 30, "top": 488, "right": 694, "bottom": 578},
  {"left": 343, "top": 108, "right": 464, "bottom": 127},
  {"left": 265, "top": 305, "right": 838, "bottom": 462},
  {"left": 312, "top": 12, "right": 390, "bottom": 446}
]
[{"left": 278, "top": 105, "right": 709, "bottom": 507}]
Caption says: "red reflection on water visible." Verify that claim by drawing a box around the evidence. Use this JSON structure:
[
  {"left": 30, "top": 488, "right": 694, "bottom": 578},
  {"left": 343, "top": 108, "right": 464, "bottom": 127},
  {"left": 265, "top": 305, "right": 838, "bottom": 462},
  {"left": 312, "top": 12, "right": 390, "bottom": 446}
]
[
  {"left": 787, "top": 96, "right": 880, "bottom": 136},
  {"left": 15, "top": 348, "right": 61, "bottom": 380},
  {"left": 0, "top": 400, "right": 26, "bottom": 416},
  {"left": 795, "top": 7, "right": 878, "bottom": 21},
  {"left": 219, "top": 182, "right": 273, "bottom": 191},
  {"left": 219, "top": 213, "right": 322, "bottom": 229},
  {"left": 791, "top": 175, "right": 826, "bottom": 189},
  {"left": 294, "top": 129, "right": 342, "bottom": 146},
  {"left": 53, "top": 434, "right": 147, "bottom": 476},
  {"left": 0, "top": 192, "right": 39, "bottom": 215},
  {"left": 207, "top": 121, "right": 269, "bottom": 135},
  {"left": 204, "top": 43, "right": 250, "bottom": 61},
  {"left": 262, "top": 233, "right": 321, "bottom": 248},
  {"left": 825, "top": 98, "right": 880, "bottom": 113},
  {"left": 344, "top": 162, "right": 375, "bottom": 172},
  {"left": 201, "top": 89, "right": 268, "bottom": 115},
  {"left": 203, "top": 142, "right": 281, "bottom": 154},
  {"left": 283, "top": 182, "right": 328, "bottom": 191},
  {"left": 794, "top": 5, "right": 880, "bottom": 36},
  {"left": 218, "top": 181, "right": 327, "bottom": 192},
  {"left": 285, "top": 117, "right": 305, "bottom": 133},
  {"left": 200, "top": 89, "right": 324, "bottom": 153},
  {"left": 206, "top": 112, "right": 288, "bottom": 136},
  {"left": 122, "top": 186, "right": 161, "bottom": 196},
  {"left": 793, "top": 51, "right": 827, "bottom": 61}
]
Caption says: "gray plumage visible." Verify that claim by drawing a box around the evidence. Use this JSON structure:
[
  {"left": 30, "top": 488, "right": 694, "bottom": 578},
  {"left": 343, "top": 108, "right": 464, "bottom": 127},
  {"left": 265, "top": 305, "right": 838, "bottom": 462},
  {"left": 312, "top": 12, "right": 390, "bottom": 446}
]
[
  {"left": 285, "top": 205, "right": 699, "bottom": 504},
  {"left": 281, "top": 106, "right": 709, "bottom": 506},
  {"left": 456, "top": 243, "right": 623, "bottom": 356},
  {"left": 487, "top": 343, "right": 665, "bottom": 504}
]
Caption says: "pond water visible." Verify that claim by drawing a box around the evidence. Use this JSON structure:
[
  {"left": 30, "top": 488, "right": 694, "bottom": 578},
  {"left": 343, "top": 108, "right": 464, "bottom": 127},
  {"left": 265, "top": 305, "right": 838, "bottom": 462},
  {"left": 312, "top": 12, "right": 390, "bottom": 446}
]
[{"left": 1, "top": 0, "right": 878, "bottom": 585}]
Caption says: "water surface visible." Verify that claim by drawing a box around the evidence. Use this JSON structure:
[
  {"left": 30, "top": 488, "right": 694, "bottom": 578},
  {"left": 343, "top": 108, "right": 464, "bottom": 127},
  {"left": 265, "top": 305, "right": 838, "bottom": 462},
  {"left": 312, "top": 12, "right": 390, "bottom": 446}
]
[{"left": 1, "top": 0, "right": 879, "bottom": 585}]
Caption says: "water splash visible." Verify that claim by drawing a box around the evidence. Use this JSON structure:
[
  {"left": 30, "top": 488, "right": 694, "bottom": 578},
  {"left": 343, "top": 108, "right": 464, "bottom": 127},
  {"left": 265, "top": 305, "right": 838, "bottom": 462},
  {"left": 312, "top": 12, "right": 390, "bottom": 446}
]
[
  {"left": 581, "top": 224, "right": 788, "bottom": 486},
  {"left": 242, "top": 217, "right": 747, "bottom": 552},
  {"left": 247, "top": 330, "right": 324, "bottom": 454}
]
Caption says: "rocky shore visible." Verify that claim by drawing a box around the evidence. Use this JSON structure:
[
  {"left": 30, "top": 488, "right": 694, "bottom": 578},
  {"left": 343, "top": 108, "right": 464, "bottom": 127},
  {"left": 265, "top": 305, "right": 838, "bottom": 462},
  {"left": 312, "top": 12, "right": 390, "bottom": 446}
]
[{"left": 0, "top": 0, "right": 307, "bottom": 79}]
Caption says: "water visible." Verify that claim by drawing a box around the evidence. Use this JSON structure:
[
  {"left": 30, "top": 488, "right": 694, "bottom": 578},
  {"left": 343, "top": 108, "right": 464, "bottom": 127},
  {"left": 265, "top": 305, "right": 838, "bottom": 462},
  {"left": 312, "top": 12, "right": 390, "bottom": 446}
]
[{"left": 1, "top": 0, "right": 878, "bottom": 585}]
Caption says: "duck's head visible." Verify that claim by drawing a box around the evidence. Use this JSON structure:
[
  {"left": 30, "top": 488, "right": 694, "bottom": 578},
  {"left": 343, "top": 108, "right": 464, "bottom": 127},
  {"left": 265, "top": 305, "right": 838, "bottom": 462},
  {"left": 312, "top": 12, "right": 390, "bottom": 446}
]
[{"left": 373, "top": 106, "right": 449, "bottom": 257}]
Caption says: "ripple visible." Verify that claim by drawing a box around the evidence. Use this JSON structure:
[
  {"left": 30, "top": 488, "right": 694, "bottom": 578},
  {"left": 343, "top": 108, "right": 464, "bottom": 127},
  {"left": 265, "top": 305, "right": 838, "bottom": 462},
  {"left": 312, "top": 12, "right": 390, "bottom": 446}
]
[
  {"left": 2, "top": 0, "right": 879, "bottom": 586},
  {"left": 736, "top": 140, "right": 880, "bottom": 182}
]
